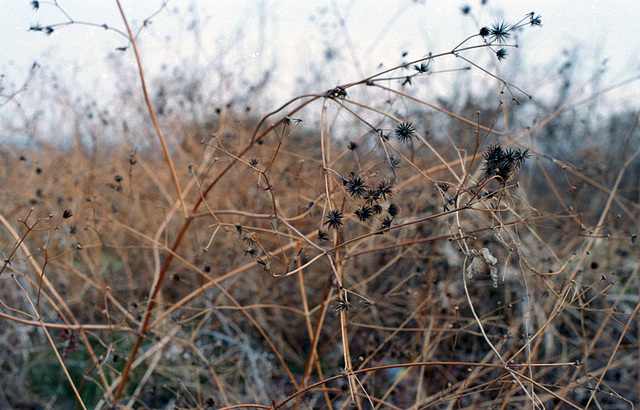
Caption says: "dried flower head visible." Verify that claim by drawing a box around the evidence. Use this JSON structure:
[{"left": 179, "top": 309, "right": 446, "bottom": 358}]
[
  {"left": 344, "top": 175, "right": 367, "bottom": 199},
  {"left": 317, "top": 230, "right": 329, "bottom": 241},
  {"left": 395, "top": 122, "right": 416, "bottom": 143},
  {"left": 489, "top": 21, "right": 510, "bottom": 43},
  {"left": 325, "top": 87, "right": 347, "bottom": 99},
  {"left": 363, "top": 189, "right": 381, "bottom": 206},
  {"left": 324, "top": 210, "right": 344, "bottom": 230},
  {"left": 331, "top": 296, "right": 349, "bottom": 316},
  {"left": 387, "top": 203, "right": 399, "bottom": 218},
  {"left": 62, "top": 209, "right": 73, "bottom": 219},
  {"left": 256, "top": 258, "right": 271, "bottom": 273},
  {"left": 375, "top": 180, "right": 393, "bottom": 200},
  {"left": 241, "top": 234, "right": 257, "bottom": 247},
  {"left": 378, "top": 215, "right": 393, "bottom": 231},
  {"left": 413, "top": 62, "right": 430, "bottom": 73},
  {"left": 330, "top": 294, "right": 371, "bottom": 316},
  {"left": 354, "top": 205, "right": 373, "bottom": 222},
  {"left": 388, "top": 156, "right": 401, "bottom": 171},
  {"left": 244, "top": 248, "right": 258, "bottom": 258},
  {"left": 507, "top": 148, "right": 531, "bottom": 170},
  {"left": 529, "top": 13, "right": 542, "bottom": 27},
  {"left": 482, "top": 143, "right": 530, "bottom": 184},
  {"left": 248, "top": 157, "right": 259, "bottom": 168}
]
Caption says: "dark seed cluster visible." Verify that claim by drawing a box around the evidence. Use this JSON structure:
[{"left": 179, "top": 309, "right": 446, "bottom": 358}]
[
  {"left": 395, "top": 122, "right": 416, "bottom": 143},
  {"left": 317, "top": 173, "right": 399, "bottom": 239},
  {"left": 482, "top": 143, "right": 531, "bottom": 184},
  {"left": 324, "top": 210, "right": 344, "bottom": 230},
  {"left": 344, "top": 173, "right": 367, "bottom": 199}
]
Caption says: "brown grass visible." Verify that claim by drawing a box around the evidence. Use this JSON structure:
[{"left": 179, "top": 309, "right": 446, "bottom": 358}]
[{"left": 1, "top": 7, "right": 639, "bottom": 410}]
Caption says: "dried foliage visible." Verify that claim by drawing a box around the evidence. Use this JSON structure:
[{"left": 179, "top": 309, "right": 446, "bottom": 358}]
[{"left": 1, "top": 4, "right": 639, "bottom": 410}]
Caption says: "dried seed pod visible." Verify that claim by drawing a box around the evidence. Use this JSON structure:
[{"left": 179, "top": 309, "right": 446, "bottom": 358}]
[{"left": 467, "top": 248, "right": 498, "bottom": 287}]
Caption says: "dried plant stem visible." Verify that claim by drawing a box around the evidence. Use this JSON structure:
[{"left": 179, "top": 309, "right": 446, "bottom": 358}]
[
  {"left": 115, "top": 0, "right": 187, "bottom": 218},
  {"left": 8, "top": 7, "right": 640, "bottom": 407},
  {"left": 462, "top": 258, "right": 537, "bottom": 406},
  {"left": 0, "top": 211, "right": 113, "bottom": 399},
  {"left": 12, "top": 275, "right": 87, "bottom": 410},
  {"left": 0, "top": 312, "right": 134, "bottom": 332},
  {"left": 39, "top": 320, "right": 88, "bottom": 410},
  {"left": 113, "top": 116, "right": 310, "bottom": 399},
  {"left": 125, "top": 328, "right": 179, "bottom": 408}
]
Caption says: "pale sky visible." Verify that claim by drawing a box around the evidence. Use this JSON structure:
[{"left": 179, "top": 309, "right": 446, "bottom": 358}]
[{"left": 1, "top": 1, "right": 639, "bottom": 122}]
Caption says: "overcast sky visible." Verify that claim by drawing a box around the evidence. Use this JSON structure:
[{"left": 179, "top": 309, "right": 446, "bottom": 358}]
[{"left": 2, "top": 1, "right": 639, "bottom": 117}]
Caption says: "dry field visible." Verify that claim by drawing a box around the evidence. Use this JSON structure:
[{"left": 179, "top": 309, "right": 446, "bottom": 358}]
[{"left": 1, "top": 5, "right": 639, "bottom": 409}]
